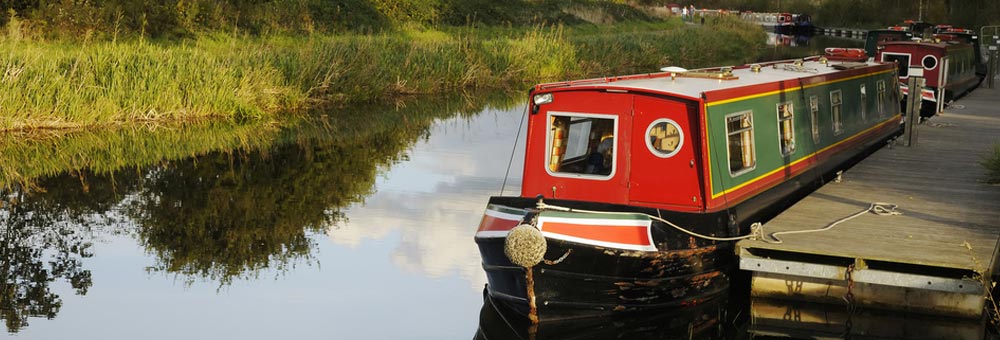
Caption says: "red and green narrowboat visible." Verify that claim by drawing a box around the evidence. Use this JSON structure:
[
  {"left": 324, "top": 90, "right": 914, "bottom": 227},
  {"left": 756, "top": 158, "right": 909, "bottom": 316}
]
[
  {"left": 877, "top": 40, "right": 979, "bottom": 118},
  {"left": 475, "top": 57, "right": 903, "bottom": 322}
]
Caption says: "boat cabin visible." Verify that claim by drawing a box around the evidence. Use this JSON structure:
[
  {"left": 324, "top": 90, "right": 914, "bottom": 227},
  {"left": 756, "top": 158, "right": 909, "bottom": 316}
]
[
  {"left": 520, "top": 58, "right": 901, "bottom": 213},
  {"left": 934, "top": 30, "right": 985, "bottom": 77},
  {"left": 877, "top": 40, "right": 977, "bottom": 114}
]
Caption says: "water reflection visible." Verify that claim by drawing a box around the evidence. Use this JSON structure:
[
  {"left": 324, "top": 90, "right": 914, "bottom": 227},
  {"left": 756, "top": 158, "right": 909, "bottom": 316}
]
[
  {"left": 474, "top": 293, "right": 729, "bottom": 340},
  {"left": 749, "top": 298, "right": 984, "bottom": 339},
  {"left": 758, "top": 33, "right": 864, "bottom": 62},
  {"left": 0, "top": 90, "right": 522, "bottom": 333},
  {"left": 0, "top": 187, "right": 96, "bottom": 333},
  {"left": 327, "top": 103, "right": 526, "bottom": 288},
  {"left": 766, "top": 32, "right": 811, "bottom": 47}
]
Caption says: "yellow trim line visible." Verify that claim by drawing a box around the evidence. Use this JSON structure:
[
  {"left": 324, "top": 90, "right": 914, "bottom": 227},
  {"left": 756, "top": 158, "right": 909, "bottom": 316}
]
[
  {"left": 706, "top": 69, "right": 894, "bottom": 107},
  {"left": 709, "top": 115, "right": 901, "bottom": 200}
]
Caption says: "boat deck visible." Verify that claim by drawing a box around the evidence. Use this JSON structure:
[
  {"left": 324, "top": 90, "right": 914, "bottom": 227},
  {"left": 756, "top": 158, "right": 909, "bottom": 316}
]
[{"left": 736, "top": 83, "right": 1000, "bottom": 317}]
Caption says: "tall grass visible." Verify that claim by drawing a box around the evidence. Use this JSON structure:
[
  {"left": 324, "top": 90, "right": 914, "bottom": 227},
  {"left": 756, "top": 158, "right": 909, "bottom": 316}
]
[
  {"left": 0, "top": 38, "right": 298, "bottom": 130},
  {"left": 0, "top": 20, "right": 765, "bottom": 131}
]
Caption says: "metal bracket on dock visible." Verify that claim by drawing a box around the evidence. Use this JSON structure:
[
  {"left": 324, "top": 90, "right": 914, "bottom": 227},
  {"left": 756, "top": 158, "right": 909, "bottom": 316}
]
[
  {"left": 740, "top": 250, "right": 986, "bottom": 318},
  {"left": 740, "top": 253, "right": 982, "bottom": 295}
]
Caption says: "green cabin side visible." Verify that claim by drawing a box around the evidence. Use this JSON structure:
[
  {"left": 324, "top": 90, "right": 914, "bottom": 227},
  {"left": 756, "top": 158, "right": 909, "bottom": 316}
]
[{"left": 703, "top": 68, "right": 900, "bottom": 204}]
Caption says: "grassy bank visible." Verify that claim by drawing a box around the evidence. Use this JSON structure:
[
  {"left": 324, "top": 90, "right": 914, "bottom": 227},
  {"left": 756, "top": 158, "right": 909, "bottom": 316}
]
[{"left": 0, "top": 16, "right": 765, "bottom": 131}]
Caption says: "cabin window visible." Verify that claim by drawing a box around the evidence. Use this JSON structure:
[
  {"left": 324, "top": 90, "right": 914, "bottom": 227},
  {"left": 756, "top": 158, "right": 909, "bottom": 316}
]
[
  {"left": 860, "top": 84, "right": 867, "bottom": 122},
  {"left": 921, "top": 55, "right": 938, "bottom": 70},
  {"left": 877, "top": 80, "right": 887, "bottom": 118},
  {"left": 882, "top": 53, "right": 910, "bottom": 77},
  {"left": 646, "top": 119, "right": 684, "bottom": 158},
  {"left": 546, "top": 112, "right": 616, "bottom": 177},
  {"left": 777, "top": 102, "right": 795, "bottom": 156},
  {"left": 726, "top": 111, "right": 756, "bottom": 175},
  {"left": 831, "top": 90, "right": 844, "bottom": 136},
  {"left": 809, "top": 95, "right": 820, "bottom": 144}
]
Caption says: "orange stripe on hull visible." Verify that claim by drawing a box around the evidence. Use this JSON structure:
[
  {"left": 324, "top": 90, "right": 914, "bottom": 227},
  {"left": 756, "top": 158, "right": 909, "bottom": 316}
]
[
  {"left": 477, "top": 214, "right": 521, "bottom": 233},
  {"left": 541, "top": 222, "right": 652, "bottom": 247}
]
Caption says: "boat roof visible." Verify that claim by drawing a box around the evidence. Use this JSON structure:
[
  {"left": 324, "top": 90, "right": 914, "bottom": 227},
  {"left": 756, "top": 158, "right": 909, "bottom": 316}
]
[
  {"left": 881, "top": 40, "right": 970, "bottom": 50},
  {"left": 534, "top": 57, "right": 884, "bottom": 101}
]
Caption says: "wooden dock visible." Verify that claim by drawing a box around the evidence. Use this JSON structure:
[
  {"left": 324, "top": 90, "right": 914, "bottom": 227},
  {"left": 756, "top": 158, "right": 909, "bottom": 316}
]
[{"left": 737, "top": 84, "right": 1000, "bottom": 321}]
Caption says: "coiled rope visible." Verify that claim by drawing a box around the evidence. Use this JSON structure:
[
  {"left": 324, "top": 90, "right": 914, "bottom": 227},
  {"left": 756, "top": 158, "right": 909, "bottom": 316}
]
[{"left": 764, "top": 202, "right": 902, "bottom": 244}]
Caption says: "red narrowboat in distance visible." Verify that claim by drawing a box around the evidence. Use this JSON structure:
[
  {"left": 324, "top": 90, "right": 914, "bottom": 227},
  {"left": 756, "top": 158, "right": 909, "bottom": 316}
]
[
  {"left": 475, "top": 57, "right": 903, "bottom": 322},
  {"left": 877, "top": 40, "right": 979, "bottom": 118}
]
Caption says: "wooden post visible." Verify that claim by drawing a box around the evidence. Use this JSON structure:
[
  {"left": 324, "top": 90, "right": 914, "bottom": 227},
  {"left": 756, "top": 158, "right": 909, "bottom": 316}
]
[
  {"left": 988, "top": 47, "right": 998, "bottom": 89},
  {"left": 904, "top": 77, "right": 925, "bottom": 147}
]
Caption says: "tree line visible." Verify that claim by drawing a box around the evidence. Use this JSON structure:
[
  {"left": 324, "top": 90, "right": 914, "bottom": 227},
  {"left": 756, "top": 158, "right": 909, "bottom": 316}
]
[
  {"left": 0, "top": 0, "right": 654, "bottom": 39},
  {"left": 660, "top": 0, "right": 999, "bottom": 29}
]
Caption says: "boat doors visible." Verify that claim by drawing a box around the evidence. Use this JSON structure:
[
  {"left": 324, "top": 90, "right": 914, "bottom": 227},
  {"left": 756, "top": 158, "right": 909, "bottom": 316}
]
[
  {"left": 520, "top": 90, "right": 632, "bottom": 204},
  {"left": 628, "top": 95, "right": 703, "bottom": 210}
]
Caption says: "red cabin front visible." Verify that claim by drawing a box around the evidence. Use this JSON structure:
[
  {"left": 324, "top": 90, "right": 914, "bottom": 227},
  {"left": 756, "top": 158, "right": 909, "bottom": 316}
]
[
  {"left": 878, "top": 41, "right": 947, "bottom": 88},
  {"left": 520, "top": 88, "right": 706, "bottom": 212}
]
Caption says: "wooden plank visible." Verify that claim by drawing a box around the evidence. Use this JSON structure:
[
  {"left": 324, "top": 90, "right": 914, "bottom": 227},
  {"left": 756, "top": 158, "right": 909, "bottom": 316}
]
[{"left": 739, "top": 86, "right": 1000, "bottom": 274}]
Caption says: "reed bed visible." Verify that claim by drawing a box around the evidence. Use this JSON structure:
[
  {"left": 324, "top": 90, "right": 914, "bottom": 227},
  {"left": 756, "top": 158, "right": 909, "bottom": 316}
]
[
  {"left": 0, "top": 19, "right": 765, "bottom": 131},
  {"left": 0, "top": 121, "right": 284, "bottom": 190}
]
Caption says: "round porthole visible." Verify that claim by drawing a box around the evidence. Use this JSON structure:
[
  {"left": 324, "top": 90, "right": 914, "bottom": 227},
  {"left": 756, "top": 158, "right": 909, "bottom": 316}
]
[
  {"left": 922, "top": 55, "right": 938, "bottom": 70},
  {"left": 646, "top": 118, "right": 684, "bottom": 158}
]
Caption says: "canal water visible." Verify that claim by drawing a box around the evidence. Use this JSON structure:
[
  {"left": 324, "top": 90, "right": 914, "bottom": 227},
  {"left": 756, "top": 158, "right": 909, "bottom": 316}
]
[{"left": 0, "top": 34, "right": 986, "bottom": 339}]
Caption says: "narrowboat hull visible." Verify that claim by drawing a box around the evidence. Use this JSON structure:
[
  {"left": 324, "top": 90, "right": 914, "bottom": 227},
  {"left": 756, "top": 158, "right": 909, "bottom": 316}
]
[{"left": 476, "top": 197, "right": 731, "bottom": 322}]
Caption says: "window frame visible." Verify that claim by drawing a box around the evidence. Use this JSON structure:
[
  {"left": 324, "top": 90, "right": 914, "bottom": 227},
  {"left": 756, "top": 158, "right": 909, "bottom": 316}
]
[
  {"left": 776, "top": 101, "right": 795, "bottom": 156},
  {"left": 877, "top": 80, "right": 887, "bottom": 118},
  {"left": 809, "top": 95, "right": 820, "bottom": 144},
  {"left": 881, "top": 52, "right": 912, "bottom": 78},
  {"left": 544, "top": 111, "right": 619, "bottom": 180},
  {"left": 860, "top": 83, "right": 867, "bottom": 122},
  {"left": 725, "top": 110, "right": 757, "bottom": 177},
  {"left": 645, "top": 118, "right": 685, "bottom": 158},
  {"left": 831, "top": 90, "right": 844, "bottom": 136}
]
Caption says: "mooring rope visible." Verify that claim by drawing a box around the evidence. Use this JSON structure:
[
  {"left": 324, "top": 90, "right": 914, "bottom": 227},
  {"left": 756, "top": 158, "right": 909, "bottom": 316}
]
[
  {"left": 535, "top": 201, "right": 901, "bottom": 244},
  {"left": 499, "top": 105, "right": 528, "bottom": 197},
  {"left": 764, "top": 202, "right": 902, "bottom": 244}
]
